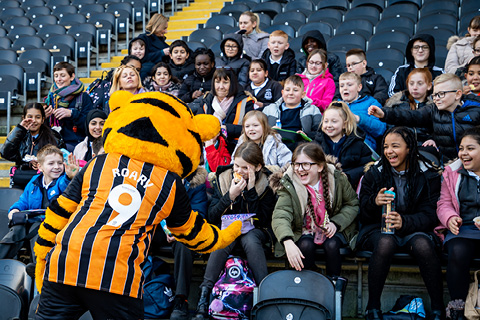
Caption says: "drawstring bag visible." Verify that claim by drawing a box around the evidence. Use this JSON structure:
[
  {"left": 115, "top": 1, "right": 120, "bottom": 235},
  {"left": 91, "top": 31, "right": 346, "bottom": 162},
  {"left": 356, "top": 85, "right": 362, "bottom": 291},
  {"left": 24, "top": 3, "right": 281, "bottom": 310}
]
[
  {"left": 465, "top": 270, "right": 480, "bottom": 320},
  {"left": 383, "top": 295, "right": 426, "bottom": 320}
]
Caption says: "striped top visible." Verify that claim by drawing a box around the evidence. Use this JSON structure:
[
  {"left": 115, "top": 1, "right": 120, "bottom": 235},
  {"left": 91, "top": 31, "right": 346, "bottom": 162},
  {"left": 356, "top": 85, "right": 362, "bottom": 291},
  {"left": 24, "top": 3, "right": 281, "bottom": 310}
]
[{"left": 44, "top": 152, "right": 191, "bottom": 298}]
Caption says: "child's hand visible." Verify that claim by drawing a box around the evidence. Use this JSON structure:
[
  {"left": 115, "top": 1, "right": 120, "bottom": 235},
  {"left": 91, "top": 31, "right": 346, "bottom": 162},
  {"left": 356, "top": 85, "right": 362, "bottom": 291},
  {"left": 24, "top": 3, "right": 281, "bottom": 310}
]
[
  {"left": 296, "top": 130, "right": 306, "bottom": 136},
  {"left": 463, "top": 85, "right": 474, "bottom": 95},
  {"left": 30, "top": 160, "right": 39, "bottom": 170},
  {"left": 447, "top": 216, "right": 462, "bottom": 235},
  {"left": 53, "top": 108, "right": 72, "bottom": 120},
  {"left": 284, "top": 239, "right": 305, "bottom": 271},
  {"left": 44, "top": 105, "right": 53, "bottom": 118},
  {"left": 163, "top": 47, "right": 170, "bottom": 55},
  {"left": 229, "top": 176, "right": 246, "bottom": 201},
  {"left": 166, "top": 234, "right": 176, "bottom": 243},
  {"left": 192, "top": 90, "right": 203, "bottom": 99},
  {"left": 368, "top": 105, "right": 384, "bottom": 118},
  {"left": 8, "top": 209, "right": 19, "bottom": 220},
  {"left": 385, "top": 211, "right": 403, "bottom": 229},
  {"left": 65, "top": 153, "right": 80, "bottom": 179},
  {"left": 255, "top": 101, "right": 264, "bottom": 109},
  {"left": 20, "top": 118, "right": 34, "bottom": 130},
  {"left": 375, "top": 187, "right": 395, "bottom": 206},
  {"left": 247, "top": 165, "right": 256, "bottom": 190},
  {"left": 324, "top": 222, "right": 337, "bottom": 238},
  {"left": 422, "top": 139, "right": 438, "bottom": 150},
  {"left": 205, "top": 132, "right": 220, "bottom": 147}
]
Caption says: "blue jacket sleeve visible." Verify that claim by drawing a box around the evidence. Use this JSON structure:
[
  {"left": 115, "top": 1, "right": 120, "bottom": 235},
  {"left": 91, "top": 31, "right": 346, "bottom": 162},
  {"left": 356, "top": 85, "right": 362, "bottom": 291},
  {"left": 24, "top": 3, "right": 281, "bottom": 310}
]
[
  {"left": 357, "top": 98, "right": 386, "bottom": 138},
  {"left": 9, "top": 175, "right": 39, "bottom": 212}
]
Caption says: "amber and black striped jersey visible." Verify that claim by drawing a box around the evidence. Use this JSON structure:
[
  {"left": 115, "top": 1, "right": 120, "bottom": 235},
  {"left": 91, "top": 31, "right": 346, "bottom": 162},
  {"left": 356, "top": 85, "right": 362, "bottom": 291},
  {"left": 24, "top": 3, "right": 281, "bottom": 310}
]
[{"left": 44, "top": 152, "right": 192, "bottom": 298}]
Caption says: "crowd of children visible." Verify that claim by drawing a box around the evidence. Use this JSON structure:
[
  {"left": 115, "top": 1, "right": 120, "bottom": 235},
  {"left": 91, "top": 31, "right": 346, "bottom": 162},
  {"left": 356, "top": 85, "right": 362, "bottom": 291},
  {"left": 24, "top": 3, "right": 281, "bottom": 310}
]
[{"left": 4, "top": 10, "right": 480, "bottom": 320}]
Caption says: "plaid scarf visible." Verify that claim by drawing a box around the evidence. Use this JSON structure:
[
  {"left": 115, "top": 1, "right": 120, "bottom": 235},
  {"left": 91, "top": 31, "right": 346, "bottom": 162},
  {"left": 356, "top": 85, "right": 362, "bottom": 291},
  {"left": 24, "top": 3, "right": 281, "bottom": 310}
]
[{"left": 44, "top": 77, "right": 84, "bottom": 127}]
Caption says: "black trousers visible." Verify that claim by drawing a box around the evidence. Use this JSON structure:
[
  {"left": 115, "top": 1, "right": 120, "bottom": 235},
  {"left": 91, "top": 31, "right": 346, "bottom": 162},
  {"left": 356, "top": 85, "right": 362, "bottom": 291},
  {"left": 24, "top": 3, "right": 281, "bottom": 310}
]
[{"left": 35, "top": 280, "right": 144, "bottom": 320}]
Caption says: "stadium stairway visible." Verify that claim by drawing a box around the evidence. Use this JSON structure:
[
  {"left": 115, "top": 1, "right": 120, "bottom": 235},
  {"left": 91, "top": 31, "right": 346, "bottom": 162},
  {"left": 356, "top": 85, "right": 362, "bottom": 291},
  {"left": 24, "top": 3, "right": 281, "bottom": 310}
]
[{"left": 80, "top": 0, "right": 230, "bottom": 84}]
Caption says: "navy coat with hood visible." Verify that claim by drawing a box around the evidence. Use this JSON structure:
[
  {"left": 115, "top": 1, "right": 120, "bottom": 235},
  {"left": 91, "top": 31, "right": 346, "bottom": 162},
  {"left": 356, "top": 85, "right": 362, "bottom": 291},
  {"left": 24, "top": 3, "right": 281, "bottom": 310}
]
[
  {"left": 297, "top": 30, "right": 345, "bottom": 82},
  {"left": 215, "top": 34, "right": 250, "bottom": 88},
  {"left": 168, "top": 53, "right": 195, "bottom": 83},
  {"left": 388, "top": 34, "right": 444, "bottom": 97},
  {"left": 178, "top": 68, "right": 215, "bottom": 104},
  {"left": 261, "top": 47, "right": 297, "bottom": 82}
]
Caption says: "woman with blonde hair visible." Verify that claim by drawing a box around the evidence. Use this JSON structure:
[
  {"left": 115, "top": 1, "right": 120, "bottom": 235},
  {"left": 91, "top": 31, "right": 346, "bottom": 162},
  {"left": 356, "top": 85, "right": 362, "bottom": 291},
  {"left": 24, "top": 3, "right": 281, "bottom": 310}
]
[
  {"left": 137, "top": 13, "right": 170, "bottom": 77},
  {"left": 109, "top": 65, "right": 145, "bottom": 96},
  {"left": 237, "top": 11, "right": 269, "bottom": 60}
]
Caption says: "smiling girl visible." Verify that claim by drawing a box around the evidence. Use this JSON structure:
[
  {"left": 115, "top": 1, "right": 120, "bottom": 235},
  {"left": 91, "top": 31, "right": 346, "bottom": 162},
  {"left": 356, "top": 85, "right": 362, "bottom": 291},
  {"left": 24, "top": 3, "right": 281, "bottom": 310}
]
[
  {"left": 178, "top": 48, "right": 216, "bottom": 103},
  {"left": 314, "top": 101, "right": 373, "bottom": 188},
  {"left": 358, "top": 127, "right": 444, "bottom": 320},
  {"left": 436, "top": 127, "right": 480, "bottom": 318},
  {"left": 233, "top": 110, "right": 291, "bottom": 167},
  {"left": 463, "top": 56, "right": 480, "bottom": 96},
  {"left": 73, "top": 109, "right": 107, "bottom": 162},
  {"left": 297, "top": 49, "right": 335, "bottom": 113},
  {"left": 271, "top": 142, "right": 358, "bottom": 279},
  {"left": 143, "top": 62, "right": 181, "bottom": 97}
]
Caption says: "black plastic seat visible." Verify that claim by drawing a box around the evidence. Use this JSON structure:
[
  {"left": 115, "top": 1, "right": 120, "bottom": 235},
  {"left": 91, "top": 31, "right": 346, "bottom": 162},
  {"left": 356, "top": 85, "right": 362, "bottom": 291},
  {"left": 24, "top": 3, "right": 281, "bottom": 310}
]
[
  {"left": 0, "top": 285, "right": 23, "bottom": 320},
  {"left": 25, "top": 6, "right": 51, "bottom": 19},
  {"left": 283, "top": 0, "right": 314, "bottom": 16},
  {"left": 19, "top": 48, "right": 52, "bottom": 76},
  {"left": 208, "top": 40, "right": 222, "bottom": 56},
  {"left": 2, "top": 0, "right": 21, "bottom": 8},
  {"left": 461, "top": 1, "right": 480, "bottom": 20},
  {"left": 45, "top": 0, "right": 70, "bottom": 9},
  {"left": 257, "top": 13, "right": 272, "bottom": 29},
  {"left": 71, "top": 0, "right": 96, "bottom": 7},
  {"left": 460, "top": 12, "right": 479, "bottom": 35},
  {"left": 0, "top": 27, "right": 6, "bottom": 38},
  {"left": 220, "top": 3, "right": 250, "bottom": 20},
  {"left": 0, "top": 7, "right": 25, "bottom": 21},
  {"left": 0, "top": 38, "right": 12, "bottom": 50},
  {"left": 317, "top": 0, "right": 349, "bottom": 11},
  {"left": 205, "top": 15, "right": 237, "bottom": 29},
  {"left": 351, "top": 0, "right": 384, "bottom": 12},
  {"left": 12, "top": 35, "right": 44, "bottom": 51},
  {"left": 188, "top": 41, "right": 207, "bottom": 52},
  {"left": 375, "top": 16, "right": 415, "bottom": 36},
  {"left": 387, "top": 0, "right": 422, "bottom": 9},
  {"left": 0, "top": 188, "right": 25, "bottom": 211},
  {"left": 0, "top": 259, "right": 33, "bottom": 312},
  {"left": 31, "top": 14, "right": 58, "bottom": 28},
  {"left": 327, "top": 34, "right": 366, "bottom": 51},
  {"left": 435, "top": 45, "right": 448, "bottom": 69},
  {"left": 382, "top": 2, "right": 418, "bottom": 22},
  {"left": 344, "top": 6, "right": 380, "bottom": 25},
  {"left": 58, "top": 13, "right": 87, "bottom": 27},
  {"left": 272, "top": 12, "right": 306, "bottom": 31},
  {"left": 374, "top": 68, "right": 393, "bottom": 86},
  {"left": 366, "top": 48, "right": 405, "bottom": 72},
  {"left": 289, "top": 37, "right": 303, "bottom": 55},
  {"left": 4, "top": 16, "right": 31, "bottom": 31},
  {"left": 252, "top": 2, "right": 282, "bottom": 19},
  {"left": 368, "top": 31, "right": 410, "bottom": 52},
  {"left": 189, "top": 28, "right": 223, "bottom": 45},
  {"left": 88, "top": 12, "right": 116, "bottom": 47},
  {"left": 264, "top": 24, "right": 296, "bottom": 39},
  {"left": 44, "top": 34, "right": 75, "bottom": 62},
  {"left": 0, "top": 49, "right": 17, "bottom": 64},
  {"left": 420, "top": 1, "right": 458, "bottom": 18},
  {"left": 7, "top": 25, "right": 36, "bottom": 42},
  {"left": 15, "top": 58, "right": 48, "bottom": 97},
  {"left": 54, "top": 5, "right": 78, "bottom": 18},
  {"left": 21, "top": 0, "right": 45, "bottom": 9},
  {"left": 336, "top": 19, "right": 373, "bottom": 39},
  {"left": 37, "top": 24, "right": 67, "bottom": 39},
  {"left": 308, "top": 9, "right": 343, "bottom": 27},
  {"left": 298, "top": 22, "right": 334, "bottom": 39},
  {"left": 416, "top": 28, "right": 454, "bottom": 48},
  {"left": 417, "top": 14, "right": 458, "bottom": 35}
]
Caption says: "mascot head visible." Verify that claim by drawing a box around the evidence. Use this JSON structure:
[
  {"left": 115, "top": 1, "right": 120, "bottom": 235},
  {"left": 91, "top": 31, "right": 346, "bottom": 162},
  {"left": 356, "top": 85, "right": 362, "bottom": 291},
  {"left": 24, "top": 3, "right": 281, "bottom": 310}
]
[{"left": 103, "top": 91, "right": 220, "bottom": 178}]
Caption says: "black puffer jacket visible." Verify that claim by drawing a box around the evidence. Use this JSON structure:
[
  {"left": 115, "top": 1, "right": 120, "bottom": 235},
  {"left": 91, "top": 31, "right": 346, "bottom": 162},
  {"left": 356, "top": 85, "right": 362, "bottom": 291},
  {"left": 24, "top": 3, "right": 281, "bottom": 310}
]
[
  {"left": 388, "top": 34, "right": 444, "bottom": 97},
  {"left": 382, "top": 94, "right": 480, "bottom": 161},
  {"left": 1, "top": 125, "right": 64, "bottom": 168},
  {"left": 168, "top": 55, "right": 195, "bottom": 82},
  {"left": 358, "top": 159, "right": 441, "bottom": 246},
  {"left": 261, "top": 47, "right": 297, "bottom": 82},
  {"left": 297, "top": 30, "right": 345, "bottom": 82},
  {"left": 215, "top": 34, "right": 250, "bottom": 88},
  {"left": 178, "top": 69, "right": 215, "bottom": 103},
  {"left": 314, "top": 130, "right": 373, "bottom": 188},
  {"left": 384, "top": 91, "right": 434, "bottom": 145}
]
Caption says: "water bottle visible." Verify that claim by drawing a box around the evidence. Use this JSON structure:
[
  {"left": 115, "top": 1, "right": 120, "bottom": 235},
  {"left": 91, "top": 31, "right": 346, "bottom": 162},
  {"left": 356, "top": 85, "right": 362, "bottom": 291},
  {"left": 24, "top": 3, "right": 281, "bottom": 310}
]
[
  {"left": 381, "top": 190, "right": 395, "bottom": 234},
  {"left": 276, "top": 119, "right": 282, "bottom": 128}
]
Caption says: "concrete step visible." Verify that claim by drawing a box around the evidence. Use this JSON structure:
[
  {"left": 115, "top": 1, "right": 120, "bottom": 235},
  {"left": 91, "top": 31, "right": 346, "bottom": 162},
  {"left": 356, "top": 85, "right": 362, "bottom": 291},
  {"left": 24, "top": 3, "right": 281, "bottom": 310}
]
[{"left": 0, "top": 177, "right": 10, "bottom": 188}]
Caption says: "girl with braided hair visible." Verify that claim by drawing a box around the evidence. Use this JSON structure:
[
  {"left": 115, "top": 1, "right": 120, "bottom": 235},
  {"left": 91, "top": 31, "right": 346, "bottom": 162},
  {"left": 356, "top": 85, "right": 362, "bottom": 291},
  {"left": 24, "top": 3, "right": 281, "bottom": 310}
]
[
  {"left": 358, "top": 126, "right": 444, "bottom": 320},
  {"left": 271, "top": 142, "right": 359, "bottom": 277}
]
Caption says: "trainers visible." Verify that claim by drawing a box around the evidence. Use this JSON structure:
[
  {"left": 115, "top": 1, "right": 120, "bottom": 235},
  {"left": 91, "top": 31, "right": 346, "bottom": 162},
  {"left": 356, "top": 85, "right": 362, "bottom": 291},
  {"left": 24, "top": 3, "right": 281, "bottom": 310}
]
[{"left": 170, "top": 295, "right": 189, "bottom": 320}]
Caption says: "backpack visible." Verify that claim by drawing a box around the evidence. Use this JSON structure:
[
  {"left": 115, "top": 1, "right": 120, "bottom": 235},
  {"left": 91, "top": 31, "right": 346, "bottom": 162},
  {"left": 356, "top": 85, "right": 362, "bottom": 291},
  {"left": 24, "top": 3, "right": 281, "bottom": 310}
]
[
  {"left": 209, "top": 256, "right": 256, "bottom": 320},
  {"left": 142, "top": 256, "right": 175, "bottom": 319},
  {"left": 383, "top": 295, "right": 426, "bottom": 320},
  {"left": 86, "top": 71, "right": 112, "bottom": 113}
]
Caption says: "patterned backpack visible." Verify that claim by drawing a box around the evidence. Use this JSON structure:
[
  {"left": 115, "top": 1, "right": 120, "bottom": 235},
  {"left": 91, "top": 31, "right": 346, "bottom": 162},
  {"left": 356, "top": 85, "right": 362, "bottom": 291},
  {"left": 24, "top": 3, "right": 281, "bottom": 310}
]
[{"left": 209, "top": 256, "right": 256, "bottom": 320}]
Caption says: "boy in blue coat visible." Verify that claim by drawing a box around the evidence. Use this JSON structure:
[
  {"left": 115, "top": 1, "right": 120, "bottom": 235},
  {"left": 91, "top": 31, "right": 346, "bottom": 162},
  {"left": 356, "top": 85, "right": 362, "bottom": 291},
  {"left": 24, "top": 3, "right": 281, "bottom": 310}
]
[
  {"left": 339, "top": 72, "right": 386, "bottom": 151},
  {"left": 8, "top": 145, "right": 79, "bottom": 220}
]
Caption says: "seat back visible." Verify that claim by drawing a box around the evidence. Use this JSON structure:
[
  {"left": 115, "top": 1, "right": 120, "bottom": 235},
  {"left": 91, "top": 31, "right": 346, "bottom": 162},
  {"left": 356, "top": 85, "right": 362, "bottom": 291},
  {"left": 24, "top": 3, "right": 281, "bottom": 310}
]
[
  {"left": 0, "top": 284, "right": 23, "bottom": 320},
  {"left": 0, "top": 259, "right": 32, "bottom": 308},
  {"left": 0, "top": 188, "right": 25, "bottom": 211}
]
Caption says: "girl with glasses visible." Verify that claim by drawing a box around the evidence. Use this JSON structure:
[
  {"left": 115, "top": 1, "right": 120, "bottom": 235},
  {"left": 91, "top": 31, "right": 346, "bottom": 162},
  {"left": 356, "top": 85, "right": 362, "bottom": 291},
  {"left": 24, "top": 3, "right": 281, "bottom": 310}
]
[
  {"left": 271, "top": 142, "right": 359, "bottom": 279},
  {"left": 215, "top": 34, "right": 250, "bottom": 88},
  {"left": 297, "top": 49, "right": 335, "bottom": 113}
]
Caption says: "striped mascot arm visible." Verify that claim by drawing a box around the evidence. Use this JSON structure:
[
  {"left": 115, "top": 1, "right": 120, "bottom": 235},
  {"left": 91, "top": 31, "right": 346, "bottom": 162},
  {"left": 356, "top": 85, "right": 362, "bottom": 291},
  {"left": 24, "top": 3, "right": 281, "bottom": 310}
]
[{"left": 34, "top": 196, "right": 78, "bottom": 292}]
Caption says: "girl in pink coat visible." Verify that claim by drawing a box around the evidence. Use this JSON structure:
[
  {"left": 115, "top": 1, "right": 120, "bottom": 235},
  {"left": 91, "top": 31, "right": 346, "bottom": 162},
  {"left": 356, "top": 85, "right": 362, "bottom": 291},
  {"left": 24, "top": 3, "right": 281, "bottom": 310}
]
[
  {"left": 297, "top": 49, "right": 335, "bottom": 113},
  {"left": 436, "top": 126, "right": 480, "bottom": 319}
]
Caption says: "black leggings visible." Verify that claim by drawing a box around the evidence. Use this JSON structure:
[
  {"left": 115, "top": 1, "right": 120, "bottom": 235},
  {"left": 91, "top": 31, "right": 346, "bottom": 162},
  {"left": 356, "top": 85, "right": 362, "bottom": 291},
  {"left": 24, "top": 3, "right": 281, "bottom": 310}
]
[
  {"left": 297, "top": 234, "right": 344, "bottom": 276},
  {"left": 446, "top": 237, "right": 480, "bottom": 301},
  {"left": 364, "top": 232, "right": 444, "bottom": 311}
]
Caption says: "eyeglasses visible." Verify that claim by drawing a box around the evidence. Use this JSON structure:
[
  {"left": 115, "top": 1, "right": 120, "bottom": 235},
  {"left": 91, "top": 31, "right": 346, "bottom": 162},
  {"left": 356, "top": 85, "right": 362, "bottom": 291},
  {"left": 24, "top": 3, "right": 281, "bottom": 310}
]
[
  {"left": 292, "top": 162, "right": 317, "bottom": 171},
  {"left": 346, "top": 60, "right": 364, "bottom": 68},
  {"left": 225, "top": 45, "right": 238, "bottom": 50},
  {"left": 431, "top": 90, "right": 458, "bottom": 100},
  {"left": 412, "top": 45, "right": 430, "bottom": 51},
  {"left": 473, "top": 48, "right": 480, "bottom": 54},
  {"left": 308, "top": 60, "right": 323, "bottom": 66}
]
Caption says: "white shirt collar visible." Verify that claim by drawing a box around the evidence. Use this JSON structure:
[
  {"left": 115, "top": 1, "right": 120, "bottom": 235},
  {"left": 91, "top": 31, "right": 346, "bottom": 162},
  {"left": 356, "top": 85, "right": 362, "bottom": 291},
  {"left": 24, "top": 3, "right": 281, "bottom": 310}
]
[{"left": 269, "top": 55, "right": 282, "bottom": 65}]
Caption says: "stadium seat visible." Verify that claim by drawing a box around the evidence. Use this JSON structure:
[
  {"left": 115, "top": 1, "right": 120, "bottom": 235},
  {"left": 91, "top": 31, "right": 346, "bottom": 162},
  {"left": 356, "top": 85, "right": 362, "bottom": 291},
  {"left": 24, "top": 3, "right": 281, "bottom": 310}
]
[
  {"left": 368, "top": 31, "right": 410, "bottom": 52},
  {"left": 420, "top": 1, "right": 458, "bottom": 18},
  {"left": 15, "top": 58, "right": 49, "bottom": 100},
  {"left": 374, "top": 68, "right": 393, "bottom": 86},
  {"left": 264, "top": 24, "right": 296, "bottom": 39},
  {"left": 205, "top": 15, "right": 237, "bottom": 29},
  {"left": 18, "top": 48, "right": 52, "bottom": 76},
  {"left": 31, "top": 14, "right": 58, "bottom": 29},
  {"left": 382, "top": 2, "right": 418, "bottom": 22},
  {"left": 351, "top": 0, "right": 384, "bottom": 12},
  {"left": 55, "top": 5, "right": 79, "bottom": 17},
  {"left": 59, "top": 13, "right": 88, "bottom": 27},
  {"left": 416, "top": 28, "right": 455, "bottom": 48},
  {"left": 72, "top": 0, "right": 96, "bottom": 7},
  {"left": 25, "top": 6, "right": 51, "bottom": 19},
  {"left": 21, "top": 0, "right": 45, "bottom": 10},
  {"left": 231, "top": 0, "right": 258, "bottom": 9},
  {"left": 367, "top": 48, "right": 405, "bottom": 72},
  {"left": 188, "top": 41, "right": 207, "bottom": 52},
  {"left": 0, "top": 38, "right": 12, "bottom": 50},
  {"left": 12, "top": 35, "right": 44, "bottom": 51},
  {"left": 220, "top": 4, "right": 250, "bottom": 20},
  {"left": 0, "top": 259, "right": 33, "bottom": 311},
  {"left": 257, "top": 13, "right": 272, "bottom": 29},
  {"left": 417, "top": 14, "right": 458, "bottom": 35},
  {"left": 44, "top": 42, "right": 75, "bottom": 68},
  {"left": 387, "top": 0, "right": 422, "bottom": 9},
  {"left": 0, "top": 188, "right": 24, "bottom": 212},
  {"left": 209, "top": 41, "right": 222, "bottom": 56},
  {"left": 0, "top": 49, "right": 17, "bottom": 64},
  {"left": 289, "top": 37, "right": 304, "bottom": 55},
  {"left": 336, "top": 19, "right": 373, "bottom": 39},
  {"left": 298, "top": 22, "right": 334, "bottom": 39},
  {"left": 88, "top": 12, "right": 117, "bottom": 57},
  {"left": 4, "top": 17, "right": 31, "bottom": 31},
  {"left": 272, "top": 12, "right": 306, "bottom": 31},
  {"left": 79, "top": 4, "right": 106, "bottom": 17},
  {"left": 7, "top": 26, "right": 36, "bottom": 41},
  {"left": 0, "top": 28, "right": 6, "bottom": 38},
  {"left": 252, "top": 2, "right": 282, "bottom": 19},
  {"left": 283, "top": 0, "right": 314, "bottom": 16},
  {"left": 459, "top": 12, "right": 479, "bottom": 35},
  {"left": 0, "top": 7, "right": 25, "bottom": 21},
  {"left": 317, "top": 0, "right": 349, "bottom": 11},
  {"left": 37, "top": 24, "right": 67, "bottom": 39},
  {"left": 308, "top": 9, "right": 343, "bottom": 27},
  {"left": 189, "top": 28, "right": 223, "bottom": 48},
  {"left": 2, "top": 0, "right": 21, "bottom": 8},
  {"left": 375, "top": 16, "right": 415, "bottom": 36},
  {"left": 0, "top": 285, "right": 23, "bottom": 320},
  {"left": 343, "top": 6, "right": 380, "bottom": 25},
  {"left": 45, "top": 0, "right": 70, "bottom": 9},
  {"left": 67, "top": 23, "right": 99, "bottom": 72},
  {"left": 435, "top": 45, "right": 448, "bottom": 69},
  {"left": 327, "top": 34, "right": 366, "bottom": 52},
  {"left": 460, "top": 1, "right": 480, "bottom": 19}
]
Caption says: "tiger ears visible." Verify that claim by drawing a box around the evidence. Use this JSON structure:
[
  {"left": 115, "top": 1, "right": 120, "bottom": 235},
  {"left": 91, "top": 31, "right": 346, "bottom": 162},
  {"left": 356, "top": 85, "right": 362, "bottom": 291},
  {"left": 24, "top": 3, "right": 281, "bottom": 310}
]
[
  {"left": 109, "top": 91, "right": 134, "bottom": 111},
  {"left": 194, "top": 114, "right": 221, "bottom": 142}
]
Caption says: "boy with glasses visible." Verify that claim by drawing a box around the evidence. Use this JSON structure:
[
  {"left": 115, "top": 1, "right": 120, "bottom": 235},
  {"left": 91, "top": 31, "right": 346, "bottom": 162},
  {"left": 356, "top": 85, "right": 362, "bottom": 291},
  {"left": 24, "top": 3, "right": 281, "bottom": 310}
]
[
  {"left": 370, "top": 73, "right": 480, "bottom": 162},
  {"left": 389, "top": 34, "right": 444, "bottom": 97},
  {"left": 261, "top": 30, "right": 297, "bottom": 82},
  {"left": 215, "top": 34, "right": 250, "bottom": 88},
  {"left": 334, "top": 48, "right": 389, "bottom": 105}
]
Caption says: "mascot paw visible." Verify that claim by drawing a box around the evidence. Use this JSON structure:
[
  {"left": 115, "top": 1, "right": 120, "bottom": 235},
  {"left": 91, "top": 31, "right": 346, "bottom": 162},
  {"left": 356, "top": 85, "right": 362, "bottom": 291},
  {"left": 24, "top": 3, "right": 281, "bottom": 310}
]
[
  {"left": 217, "top": 220, "right": 242, "bottom": 248},
  {"left": 35, "top": 258, "right": 46, "bottom": 293}
]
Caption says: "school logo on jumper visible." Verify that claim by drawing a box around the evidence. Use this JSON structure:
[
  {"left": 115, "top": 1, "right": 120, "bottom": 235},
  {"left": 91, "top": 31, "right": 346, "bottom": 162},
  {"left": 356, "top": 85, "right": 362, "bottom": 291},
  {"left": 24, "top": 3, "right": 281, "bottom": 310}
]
[{"left": 265, "top": 89, "right": 272, "bottom": 100}]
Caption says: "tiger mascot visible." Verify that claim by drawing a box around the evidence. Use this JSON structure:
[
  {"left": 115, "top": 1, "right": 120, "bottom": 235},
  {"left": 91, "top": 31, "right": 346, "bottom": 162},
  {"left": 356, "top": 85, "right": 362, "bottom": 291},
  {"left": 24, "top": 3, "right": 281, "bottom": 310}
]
[{"left": 33, "top": 91, "right": 242, "bottom": 319}]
